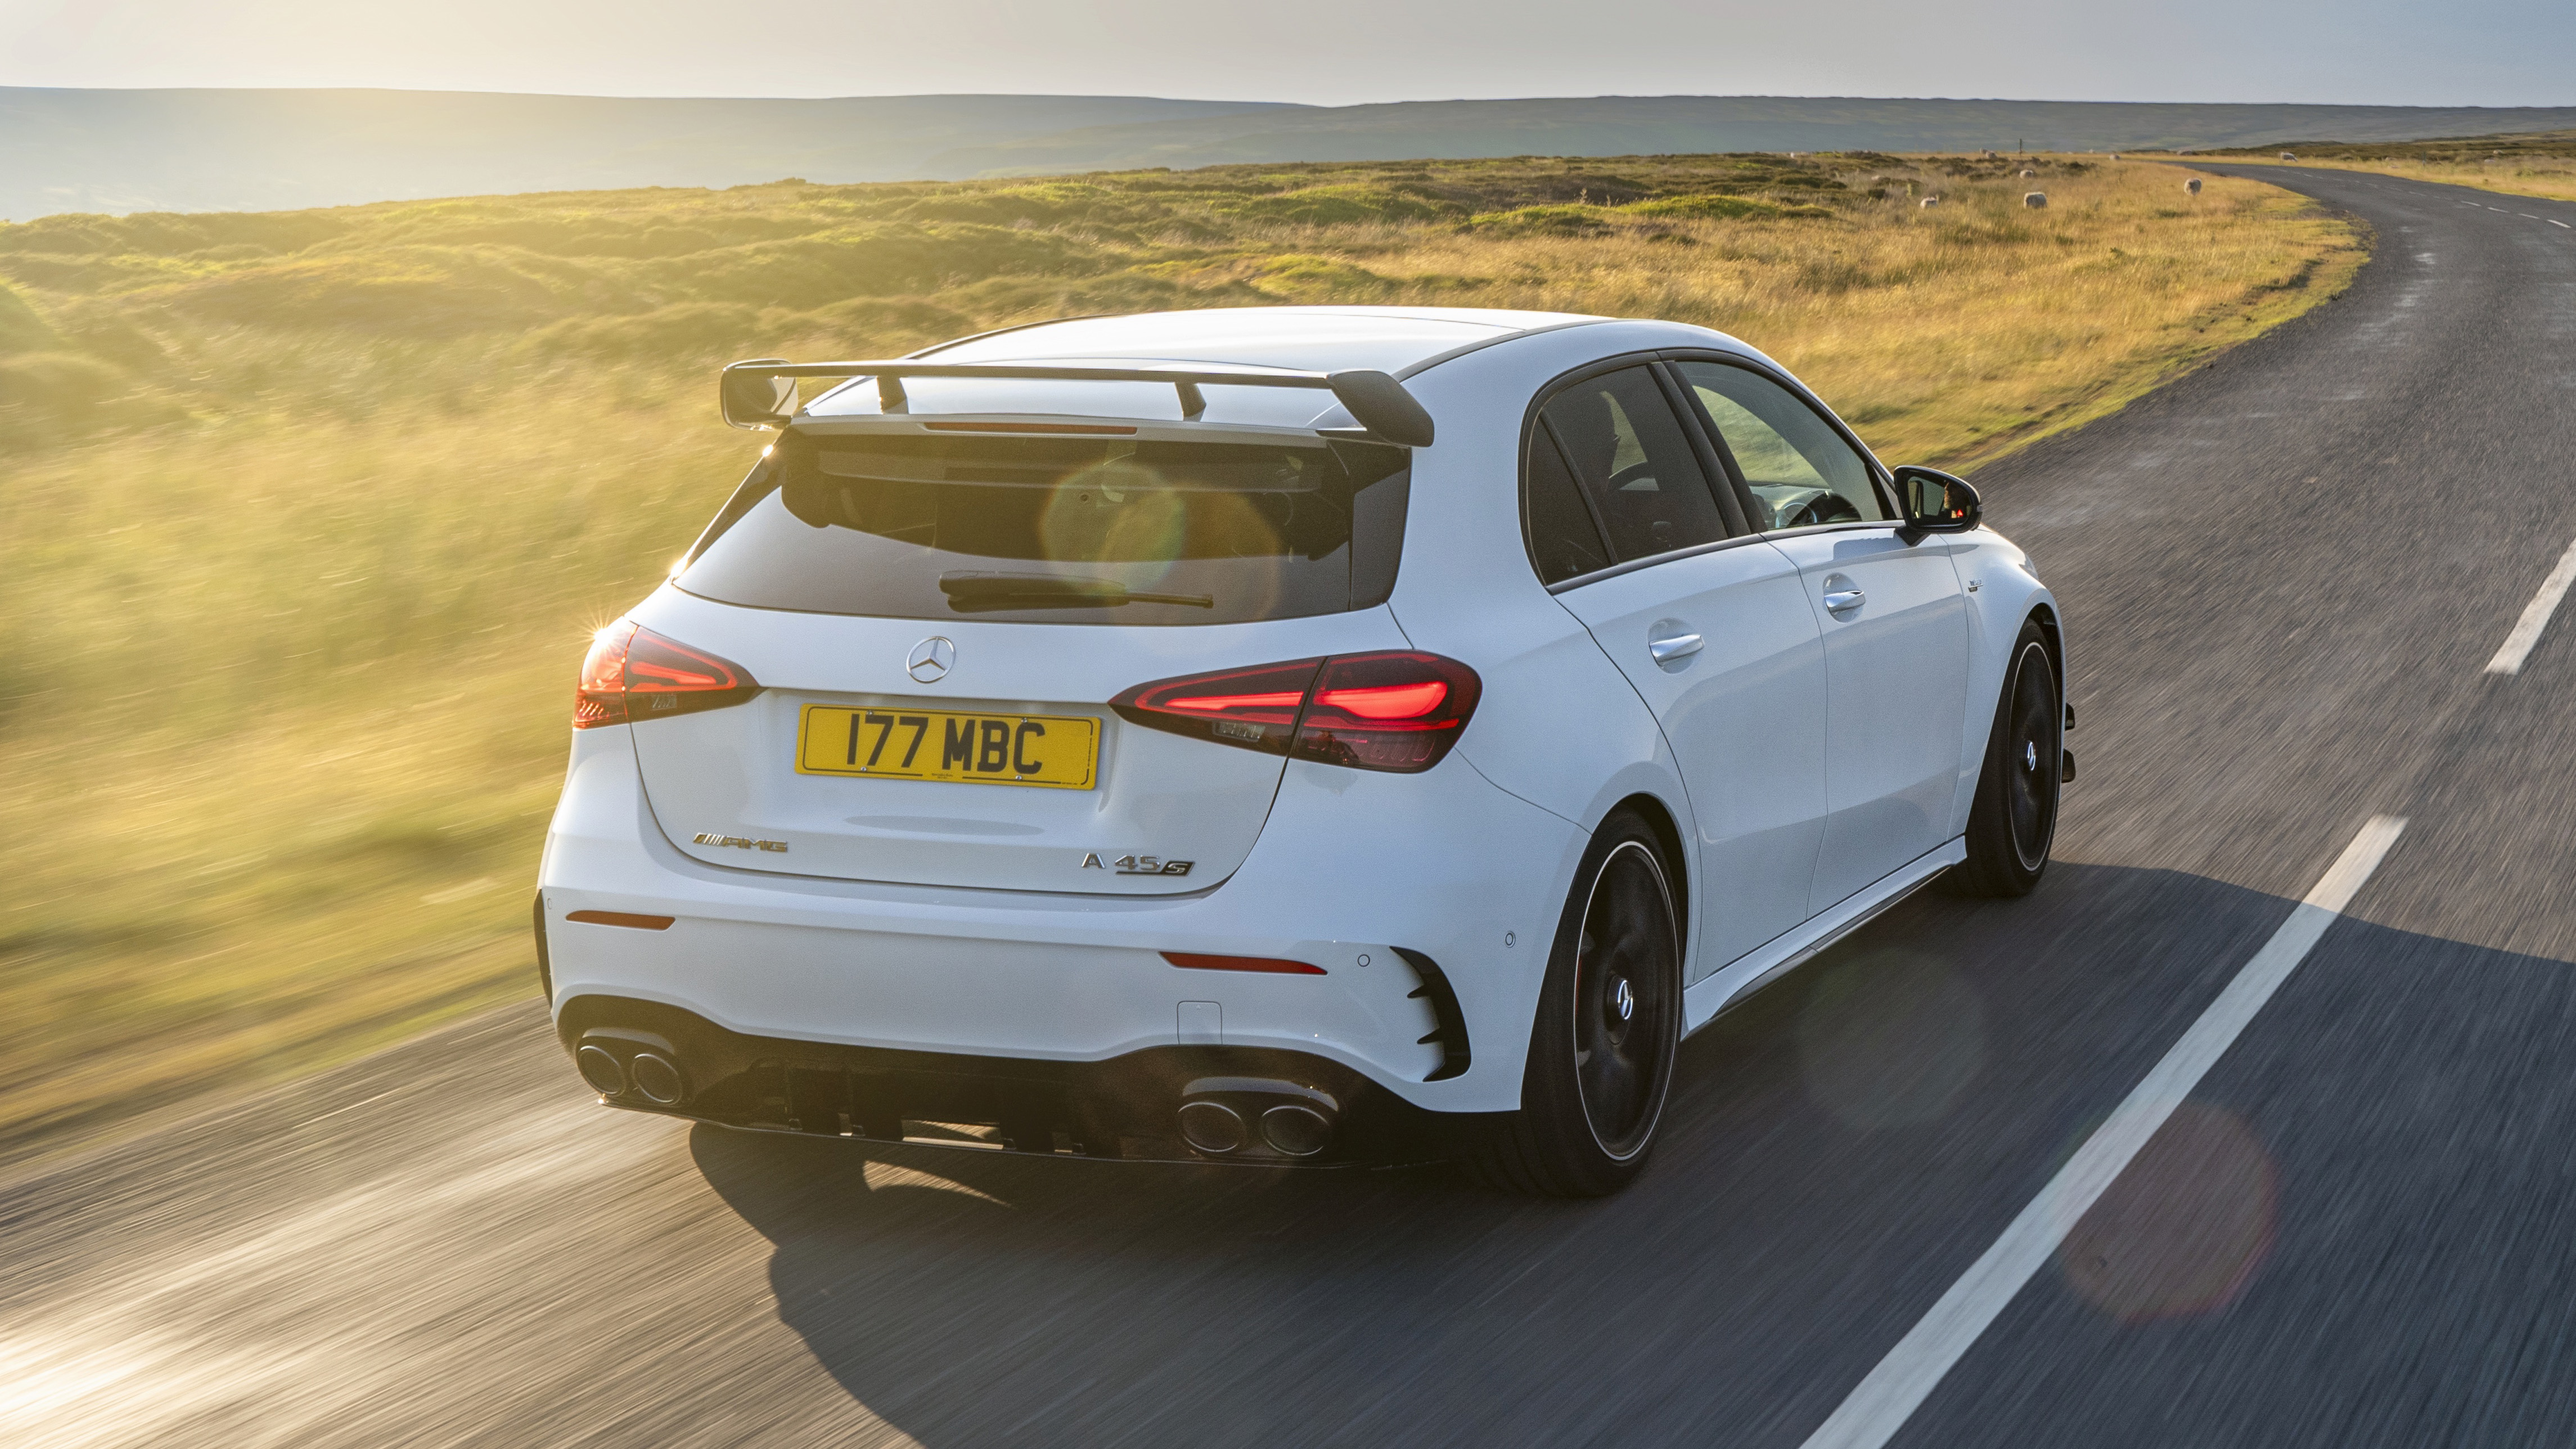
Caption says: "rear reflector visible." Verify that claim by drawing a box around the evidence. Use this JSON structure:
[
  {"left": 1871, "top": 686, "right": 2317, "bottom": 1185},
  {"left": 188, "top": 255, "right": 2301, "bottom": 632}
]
[
  {"left": 1163, "top": 952, "right": 1327, "bottom": 975},
  {"left": 565, "top": 910, "right": 677, "bottom": 931},
  {"left": 1113, "top": 651, "right": 1480, "bottom": 773},
  {"left": 575, "top": 622, "right": 761, "bottom": 729}
]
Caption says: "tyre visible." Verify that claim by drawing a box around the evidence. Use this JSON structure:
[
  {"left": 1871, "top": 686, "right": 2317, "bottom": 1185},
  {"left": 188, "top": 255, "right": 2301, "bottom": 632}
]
[
  {"left": 1947, "top": 618, "right": 2062, "bottom": 897},
  {"left": 1466, "top": 809, "right": 1682, "bottom": 1197}
]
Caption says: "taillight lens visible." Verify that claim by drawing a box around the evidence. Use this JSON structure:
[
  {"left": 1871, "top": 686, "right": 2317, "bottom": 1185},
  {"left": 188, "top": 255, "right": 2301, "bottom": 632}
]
[
  {"left": 1110, "top": 657, "right": 1324, "bottom": 755},
  {"left": 1112, "top": 651, "right": 1480, "bottom": 774},
  {"left": 574, "top": 622, "right": 761, "bottom": 729},
  {"left": 1296, "top": 651, "right": 1483, "bottom": 773}
]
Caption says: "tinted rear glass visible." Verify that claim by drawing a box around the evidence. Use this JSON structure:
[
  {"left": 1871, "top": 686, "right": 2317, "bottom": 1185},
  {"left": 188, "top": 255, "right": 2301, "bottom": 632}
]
[{"left": 678, "top": 429, "right": 1409, "bottom": 625}]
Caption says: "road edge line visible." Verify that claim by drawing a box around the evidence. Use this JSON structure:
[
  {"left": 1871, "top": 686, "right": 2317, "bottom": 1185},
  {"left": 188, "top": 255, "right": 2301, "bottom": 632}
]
[
  {"left": 2485, "top": 536, "right": 2576, "bottom": 676},
  {"left": 1796, "top": 815, "right": 2407, "bottom": 1449}
]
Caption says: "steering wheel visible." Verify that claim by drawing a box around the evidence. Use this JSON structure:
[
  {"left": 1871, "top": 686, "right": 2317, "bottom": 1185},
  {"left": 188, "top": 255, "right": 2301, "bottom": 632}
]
[{"left": 1606, "top": 462, "right": 1658, "bottom": 491}]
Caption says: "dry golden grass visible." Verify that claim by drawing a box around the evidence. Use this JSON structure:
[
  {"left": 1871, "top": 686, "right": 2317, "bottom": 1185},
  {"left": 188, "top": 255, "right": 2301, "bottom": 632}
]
[{"left": 0, "top": 152, "right": 2358, "bottom": 1168}]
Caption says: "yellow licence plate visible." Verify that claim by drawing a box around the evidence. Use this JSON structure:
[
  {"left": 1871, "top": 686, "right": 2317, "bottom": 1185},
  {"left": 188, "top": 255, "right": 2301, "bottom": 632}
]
[{"left": 795, "top": 705, "right": 1098, "bottom": 789}]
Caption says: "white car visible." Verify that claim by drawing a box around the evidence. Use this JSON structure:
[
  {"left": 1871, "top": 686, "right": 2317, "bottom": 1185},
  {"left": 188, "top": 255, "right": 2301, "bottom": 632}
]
[{"left": 536, "top": 306, "right": 2068, "bottom": 1195}]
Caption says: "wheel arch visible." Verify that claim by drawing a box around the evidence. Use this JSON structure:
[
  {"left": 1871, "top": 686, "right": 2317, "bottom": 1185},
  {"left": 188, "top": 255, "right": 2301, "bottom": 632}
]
[
  {"left": 2028, "top": 600, "right": 2065, "bottom": 686},
  {"left": 1604, "top": 790, "right": 1691, "bottom": 977}
]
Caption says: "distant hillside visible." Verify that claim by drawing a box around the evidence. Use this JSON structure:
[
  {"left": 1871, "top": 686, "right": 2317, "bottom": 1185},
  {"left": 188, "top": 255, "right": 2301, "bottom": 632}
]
[
  {"left": 0, "top": 89, "right": 1294, "bottom": 221},
  {"left": 923, "top": 97, "right": 2576, "bottom": 177},
  {"left": 13, "top": 87, "right": 2576, "bottom": 222}
]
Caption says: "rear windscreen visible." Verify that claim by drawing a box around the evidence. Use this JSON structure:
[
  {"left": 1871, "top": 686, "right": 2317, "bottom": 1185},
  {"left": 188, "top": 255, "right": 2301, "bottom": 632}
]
[{"left": 677, "top": 429, "right": 1411, "bottom": 625}]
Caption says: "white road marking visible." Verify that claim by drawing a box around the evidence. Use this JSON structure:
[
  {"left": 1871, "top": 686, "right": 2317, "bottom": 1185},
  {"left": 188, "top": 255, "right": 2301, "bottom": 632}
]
[
  {"left": 2484, "top": 536, "right": 2576, "bottom": 676},
  {"left": 1798, "top": 817, "right": 2407, "bottom": 1449},
  {"left": 2552, "top": 220, "right": 2572, "bottom": 229}
]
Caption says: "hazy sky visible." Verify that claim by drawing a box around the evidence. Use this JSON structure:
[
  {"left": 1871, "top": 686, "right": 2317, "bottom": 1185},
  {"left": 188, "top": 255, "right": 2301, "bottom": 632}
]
[{"left": 2, "top": 0, "right": 2569, "bottom": 109}]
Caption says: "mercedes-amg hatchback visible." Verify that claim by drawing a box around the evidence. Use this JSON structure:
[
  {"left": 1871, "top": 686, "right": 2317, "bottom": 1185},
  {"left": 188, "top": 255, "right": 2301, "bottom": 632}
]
[{"left": 536, "top": 306, "right": 2069, "bottom": 1195}]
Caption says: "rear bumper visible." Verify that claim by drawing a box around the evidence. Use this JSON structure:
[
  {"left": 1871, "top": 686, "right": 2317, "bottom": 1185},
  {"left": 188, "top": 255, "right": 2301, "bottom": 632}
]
[
  {"left": 557, "top": 995, "right": 1449, "bottom": 1165},
  {"left": 537, "top": 725, "right": 1584, "bottom": 1118}
]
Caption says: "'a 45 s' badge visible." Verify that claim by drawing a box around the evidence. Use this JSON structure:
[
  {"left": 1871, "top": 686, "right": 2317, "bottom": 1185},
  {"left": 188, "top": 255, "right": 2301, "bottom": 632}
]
[{"left": 1082, "top": 852, "right": 1192, "bottom": 877}]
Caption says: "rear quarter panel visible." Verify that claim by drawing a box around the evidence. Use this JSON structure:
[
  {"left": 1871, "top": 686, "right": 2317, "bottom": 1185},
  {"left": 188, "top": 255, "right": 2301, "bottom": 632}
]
[{"left": 1387, "top": 322, "right": 1746, "bottom": 979}]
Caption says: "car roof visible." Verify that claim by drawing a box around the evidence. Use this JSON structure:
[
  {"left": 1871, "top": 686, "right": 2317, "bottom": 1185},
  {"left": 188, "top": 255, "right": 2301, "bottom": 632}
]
[
  {"left": 916, "top": 305, "right": 1606, "bottom": 376},
  {"left": 794, "top": 305, "right": 1755, "bottom": 428}
]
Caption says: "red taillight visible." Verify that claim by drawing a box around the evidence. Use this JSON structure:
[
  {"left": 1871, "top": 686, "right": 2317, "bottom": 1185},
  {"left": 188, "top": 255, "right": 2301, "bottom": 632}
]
[
  {"left": 574, "top": 622, "right": 760, "bottom": 729},
  {"left": 1110, "top": 657, "right": 1323, "bottom": 754},
  {"left": 1295, "top": 652, "right": 1483, "bottom": 773},
  {"left": 1112, "top": 651, "right": 1481, "bottom": 774}
]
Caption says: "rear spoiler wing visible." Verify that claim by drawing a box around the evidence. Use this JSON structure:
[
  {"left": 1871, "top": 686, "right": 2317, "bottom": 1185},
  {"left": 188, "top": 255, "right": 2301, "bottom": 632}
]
[{"left": 718, "top": 358, "right": 1435, "bottom": 448}]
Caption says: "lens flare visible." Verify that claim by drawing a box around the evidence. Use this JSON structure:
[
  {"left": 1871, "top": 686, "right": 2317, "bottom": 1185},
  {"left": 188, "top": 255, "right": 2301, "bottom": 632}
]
[{"left": 2057, "top": 1100, "right": 2277, "bottom": 1322}]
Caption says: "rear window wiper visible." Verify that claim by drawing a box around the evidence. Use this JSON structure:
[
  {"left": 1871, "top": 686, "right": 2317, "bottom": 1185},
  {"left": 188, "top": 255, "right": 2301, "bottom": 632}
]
[{"left": 939, "top": 572, "right": 1215, "bottom": 612}]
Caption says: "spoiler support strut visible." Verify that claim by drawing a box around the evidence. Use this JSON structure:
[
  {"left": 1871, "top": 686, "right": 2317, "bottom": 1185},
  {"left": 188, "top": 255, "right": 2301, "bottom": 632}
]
[{"left": 719, "top": 358, "right": 1434, "bottom": 446}]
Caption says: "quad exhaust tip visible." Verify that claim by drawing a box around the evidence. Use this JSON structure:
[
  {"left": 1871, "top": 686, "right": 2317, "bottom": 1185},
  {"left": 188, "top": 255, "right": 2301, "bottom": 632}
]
[
  {"left": 1177, "top": 1077, "right": 1339, "bottom": 1158},
  {"left": 629, "top": 1051, "right": 687, "bottom": 1106},
  {"left": 1176, "top": 1100, "right": 1246, "bottom": 1154},
  {"left": 1260, "top": 1104, "right": 1332, "bottom": 1157},
  {"left": 576, "top": 1036, "right": 688, "bottom": 1107},
  {"left": 575, "top": 1044, "right": 626, "bottom": 1096}
]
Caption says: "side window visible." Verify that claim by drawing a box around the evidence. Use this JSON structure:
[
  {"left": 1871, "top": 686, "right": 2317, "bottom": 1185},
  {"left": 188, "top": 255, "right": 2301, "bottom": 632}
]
[
  {"left": 1524, "top": 427, "right": 1611, "bottom": 585},
  {"left": 1676, "top": 361, "right": 1885, "bottom": 531},
  {"left": 1535, "top": 367, "right": 1727, "bottom": 565}
]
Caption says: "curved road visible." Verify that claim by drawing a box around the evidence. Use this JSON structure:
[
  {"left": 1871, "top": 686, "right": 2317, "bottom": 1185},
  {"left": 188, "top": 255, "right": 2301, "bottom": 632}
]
[{"left": 11, "top": 165, "right": 2576, "bottom": 1447}]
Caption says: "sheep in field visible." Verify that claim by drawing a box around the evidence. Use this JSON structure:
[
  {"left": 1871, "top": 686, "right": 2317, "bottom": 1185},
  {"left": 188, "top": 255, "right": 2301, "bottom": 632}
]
[
  {"left": 2186, "top": 177, "right": 2204, "bottom": 196},
  {"left": 2024, "top": 192, "right": 2048, "bottom": 209}
]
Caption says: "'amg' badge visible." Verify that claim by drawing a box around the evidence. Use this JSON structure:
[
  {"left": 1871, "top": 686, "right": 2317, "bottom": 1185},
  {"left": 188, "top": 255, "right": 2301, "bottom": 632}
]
[
  {"left": 695, "top": 833, "right": 788, "bottom": 852},
  {"left": 1082, "top": 852, "right": 1192, "bottom": 876}
]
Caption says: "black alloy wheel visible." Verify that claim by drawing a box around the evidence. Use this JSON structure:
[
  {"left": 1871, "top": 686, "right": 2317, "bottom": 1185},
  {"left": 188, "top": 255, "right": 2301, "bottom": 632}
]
[
  {"left": 1466, "top": 809, "right": 1682, "bottom": 1197},
  {"left": 1949, "top": 618, "right": 2062, "bottom": 897},
  {"left": 1571, "top": 841, "right": 1678, "bottom": 1157}
]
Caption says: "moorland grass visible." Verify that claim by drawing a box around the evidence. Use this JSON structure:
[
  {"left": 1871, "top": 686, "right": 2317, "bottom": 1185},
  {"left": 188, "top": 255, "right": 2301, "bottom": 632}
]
[{"left": 0, "top": 152, "right": 2358, "bottom": 1167}]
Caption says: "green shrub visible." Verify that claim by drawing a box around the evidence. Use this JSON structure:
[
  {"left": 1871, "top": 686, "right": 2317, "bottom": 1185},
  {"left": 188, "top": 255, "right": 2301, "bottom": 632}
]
[
  {"left": 1218, "top": 186, "right": 1451, "bottom": 225},
  {"left": 1620, "top": 194, "right": 1791, "bottom": 221},
  {"left": 1462, "top": 204, "right": 1611, "bottom": 235}
]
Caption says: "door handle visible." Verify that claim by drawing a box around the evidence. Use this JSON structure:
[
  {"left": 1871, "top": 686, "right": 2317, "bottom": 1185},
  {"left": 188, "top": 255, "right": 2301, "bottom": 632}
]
[
  {"left": 1823, "top": 588, "right": 1866, "bottom": 615},
  {"left": 1648, "top": 632, "right": 1704, "bottom": 663}
]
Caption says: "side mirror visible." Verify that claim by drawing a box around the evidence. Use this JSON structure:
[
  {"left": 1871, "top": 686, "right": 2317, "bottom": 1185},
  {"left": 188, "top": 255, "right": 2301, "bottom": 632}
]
[
  {"left": 1892, "top": 464, "right": 1981, "bottom": 533},
  {"left": 720, "top": 359, "right": 796, "bottom": 430}
]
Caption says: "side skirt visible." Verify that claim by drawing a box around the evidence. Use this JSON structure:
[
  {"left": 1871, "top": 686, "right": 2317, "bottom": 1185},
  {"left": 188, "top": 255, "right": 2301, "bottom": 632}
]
[{"left": 1681, "top": 836, "right": 1969, "bottom": 1035}]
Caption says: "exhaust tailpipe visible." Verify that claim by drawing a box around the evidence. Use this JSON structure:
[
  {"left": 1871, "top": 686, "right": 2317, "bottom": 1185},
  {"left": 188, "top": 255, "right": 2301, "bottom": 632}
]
[
  {"left": 1176, "top": 1100, "right": 1246, "bottom": 1154},
  {"left": 1260, "top": 1104, "right": 1332, "bottom": 1157},
  {"left": 575, "top": 1044, "right": 627, "bottom": 1096},
  {"left": 629, "top": 1051, "right": 687, "bottom": 1106},
  {"left": 1179, "top": 1077, "right": 1338, "bottom": 1159}
]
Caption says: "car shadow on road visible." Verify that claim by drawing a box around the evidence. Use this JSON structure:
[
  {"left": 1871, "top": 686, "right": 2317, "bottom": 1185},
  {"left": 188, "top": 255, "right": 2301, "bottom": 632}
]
[{"left": 689, "top": 860, "right": 2576, "bottom": 1448}]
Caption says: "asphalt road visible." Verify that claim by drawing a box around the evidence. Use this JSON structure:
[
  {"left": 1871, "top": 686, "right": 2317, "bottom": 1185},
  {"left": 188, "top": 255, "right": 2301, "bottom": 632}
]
[{"left": 10, "top": 164, "right": 2576, "bottom": 1448}]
